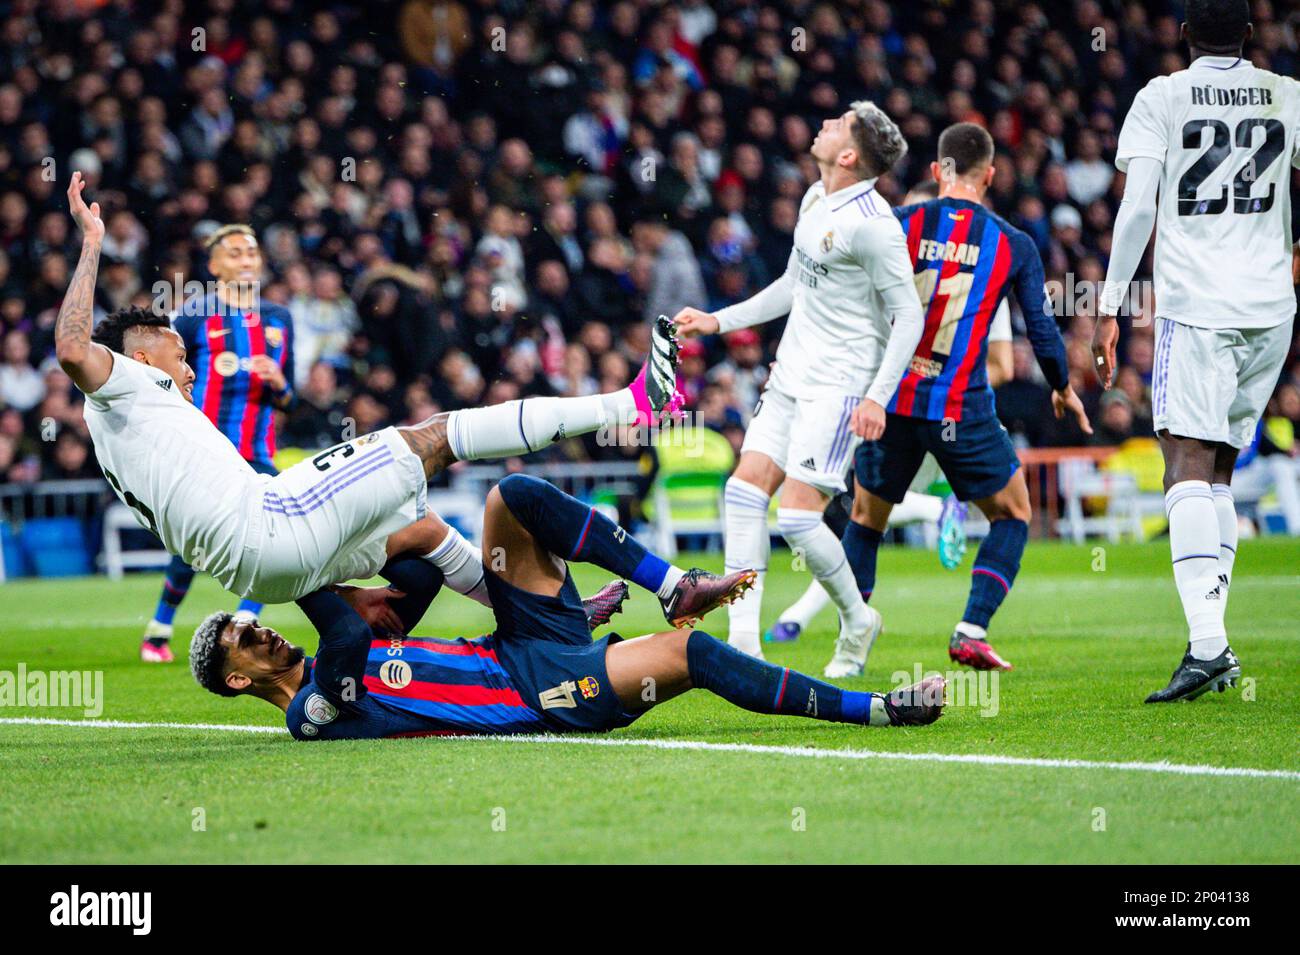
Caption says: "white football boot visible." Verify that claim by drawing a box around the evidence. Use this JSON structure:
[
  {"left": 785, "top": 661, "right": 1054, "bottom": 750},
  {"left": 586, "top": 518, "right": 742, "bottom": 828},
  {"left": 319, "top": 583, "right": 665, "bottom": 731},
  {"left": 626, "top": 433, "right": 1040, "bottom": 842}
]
[{"left": 822, "top": 604, "right": 882, "bottom": 678}]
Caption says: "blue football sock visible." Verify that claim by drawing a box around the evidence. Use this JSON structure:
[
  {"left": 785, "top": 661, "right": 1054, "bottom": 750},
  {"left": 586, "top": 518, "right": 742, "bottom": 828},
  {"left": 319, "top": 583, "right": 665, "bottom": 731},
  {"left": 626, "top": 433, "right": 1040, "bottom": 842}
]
[
  {"left": 152, "top": 556, "right": 195, "bottom": 626},
  {"left": 842, "top": 521, "right": 883, "bottom": 602},
  {"left": 963, "top": 518, "right": 1028, "bottom": 628},
  {"left": 496, "top": 472, "right": 671, "bottom": 594},
  {"left": 378, "top": 556, "right": 446, "bottom": 633},
  {"left": 686, "top": 631, "right": 875, "bottom": 724},
  {"left": 235, "top": 599, "right": 264, "bottom": 617}
]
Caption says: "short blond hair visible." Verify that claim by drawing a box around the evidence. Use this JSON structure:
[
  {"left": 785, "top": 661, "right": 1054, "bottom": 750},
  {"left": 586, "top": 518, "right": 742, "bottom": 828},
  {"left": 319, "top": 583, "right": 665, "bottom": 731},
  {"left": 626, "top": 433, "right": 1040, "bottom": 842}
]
[{"left": 204, "top": 223, "right": 257, "bottom": 252}]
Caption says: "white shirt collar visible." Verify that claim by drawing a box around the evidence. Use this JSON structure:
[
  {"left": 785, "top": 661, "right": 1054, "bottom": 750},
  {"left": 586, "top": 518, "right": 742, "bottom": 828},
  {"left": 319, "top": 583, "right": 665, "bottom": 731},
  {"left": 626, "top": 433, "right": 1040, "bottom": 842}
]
[
  {"left": 1190, "top": 55, "right": 1246, "bottom": 71},
  {"left": 827, "top": 177, "right": 879, "bottom": 211}
]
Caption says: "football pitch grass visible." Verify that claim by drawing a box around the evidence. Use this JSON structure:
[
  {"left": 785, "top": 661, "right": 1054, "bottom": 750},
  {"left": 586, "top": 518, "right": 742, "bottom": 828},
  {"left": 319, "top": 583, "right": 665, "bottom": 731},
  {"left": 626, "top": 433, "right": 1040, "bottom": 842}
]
[{"left": 2, "top": 537, "right": 1297, "bottom": 864}]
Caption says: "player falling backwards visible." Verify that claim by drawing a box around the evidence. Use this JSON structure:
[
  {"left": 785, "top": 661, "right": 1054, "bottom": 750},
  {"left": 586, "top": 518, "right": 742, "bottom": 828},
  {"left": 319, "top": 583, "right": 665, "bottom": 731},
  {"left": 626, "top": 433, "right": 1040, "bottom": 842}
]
[
  {"left": 837, "top": 123, "right": 1090, "bottom": 672},
  {"left": 190, "top": 473, "right": 944, "bottom": 739},
  {"left": 1092, "top": 0, "right": 1300, "bottom": 702},
  {"left": 57, "top": 172, "right": 745, "bottom": 624},
  {"left": 674, "top": 101, "right": 926, "bottom": 678},
  {"left": 140, "top": 224, "right": 296, "bottom": 663}
]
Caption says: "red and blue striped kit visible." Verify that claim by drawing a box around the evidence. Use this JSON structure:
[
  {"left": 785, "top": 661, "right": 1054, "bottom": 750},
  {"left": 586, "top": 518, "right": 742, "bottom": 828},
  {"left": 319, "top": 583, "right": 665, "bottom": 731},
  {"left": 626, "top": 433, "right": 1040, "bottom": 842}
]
[
  {"left": 888, "top": 198, "right": 1069, "bottom": 423},
  {"left": 296, "top": 635, "right": 545, "bottom": 738},
  {"left": 173, "top": 294, "right": 295, "bottom": 466}
]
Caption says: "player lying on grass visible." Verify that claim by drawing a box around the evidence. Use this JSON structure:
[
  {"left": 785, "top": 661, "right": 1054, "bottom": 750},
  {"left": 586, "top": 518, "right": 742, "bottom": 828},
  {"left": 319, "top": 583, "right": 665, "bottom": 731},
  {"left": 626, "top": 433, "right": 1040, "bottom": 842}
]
[
  {"left": 56, "top": 171, "right": 681, "bottom": 607},
  {"left": 189, "top": 474, "right": 945, "bottom": 739}
]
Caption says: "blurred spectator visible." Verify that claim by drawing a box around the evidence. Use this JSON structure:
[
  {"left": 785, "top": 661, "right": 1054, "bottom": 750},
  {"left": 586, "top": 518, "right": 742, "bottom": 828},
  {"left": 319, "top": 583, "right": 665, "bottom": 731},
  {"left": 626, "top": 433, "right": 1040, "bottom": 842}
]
[{"left": 0, "top": 330, "right": 43, "bottom": 412}]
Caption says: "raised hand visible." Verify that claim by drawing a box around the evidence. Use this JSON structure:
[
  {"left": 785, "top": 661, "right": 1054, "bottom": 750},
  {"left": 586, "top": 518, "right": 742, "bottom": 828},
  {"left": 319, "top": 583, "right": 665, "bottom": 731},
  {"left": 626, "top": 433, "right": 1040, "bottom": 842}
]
[{"left": 67, "top": 171, "right": 105, "bottom": 244}]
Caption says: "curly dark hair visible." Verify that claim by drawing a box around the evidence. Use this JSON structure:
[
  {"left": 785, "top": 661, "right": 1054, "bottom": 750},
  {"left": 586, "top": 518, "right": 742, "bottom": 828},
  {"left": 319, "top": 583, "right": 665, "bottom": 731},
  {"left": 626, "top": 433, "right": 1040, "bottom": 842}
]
[
  {"left": 90, "top": 306, "right": 171, "bottom": 355},
  {"left": 190, "top": 611, "right": 239, "bottom": 697}
]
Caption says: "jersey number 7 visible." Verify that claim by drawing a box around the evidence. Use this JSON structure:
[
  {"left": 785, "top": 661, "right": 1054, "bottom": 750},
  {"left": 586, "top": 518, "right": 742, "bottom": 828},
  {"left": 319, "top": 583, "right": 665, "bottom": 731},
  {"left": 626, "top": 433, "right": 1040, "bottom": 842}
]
[{"left": 913, "top": 270, "right": 975, "bottom": 357}]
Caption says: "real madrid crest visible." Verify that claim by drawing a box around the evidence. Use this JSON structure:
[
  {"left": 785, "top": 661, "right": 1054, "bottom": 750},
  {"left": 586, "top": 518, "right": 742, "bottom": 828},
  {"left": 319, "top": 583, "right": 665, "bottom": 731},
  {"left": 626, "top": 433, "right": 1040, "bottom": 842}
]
[{"left": 820, "top": 230, "right": 834, "bottom": 253}]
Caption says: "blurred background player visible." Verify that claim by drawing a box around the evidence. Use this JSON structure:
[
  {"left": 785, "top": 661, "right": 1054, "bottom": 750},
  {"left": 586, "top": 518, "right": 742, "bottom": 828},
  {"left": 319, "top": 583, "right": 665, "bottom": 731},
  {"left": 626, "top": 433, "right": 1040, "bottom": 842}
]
[
  {"left": 765, "top": 169, "right": 1019, "bottom": 644},
  {"left": 845, "top": 123, "right": 1090, "bottom": 671},
  {"left": 674, "top": 102, "right": 924, "bottom": 678},
  {"left": 139, "top": 224, "right": 295, "bottom": 663},
  {"left": 1092, "top": 0, "right": 1300, "bottom": 702}
]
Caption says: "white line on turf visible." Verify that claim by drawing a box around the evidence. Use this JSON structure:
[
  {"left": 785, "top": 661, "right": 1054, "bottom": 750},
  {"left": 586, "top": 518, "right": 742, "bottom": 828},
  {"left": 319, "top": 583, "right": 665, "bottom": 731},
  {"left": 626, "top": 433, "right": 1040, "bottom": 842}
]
[{"left": 3, "top": 716, "right": 1298, "bottom": 781}]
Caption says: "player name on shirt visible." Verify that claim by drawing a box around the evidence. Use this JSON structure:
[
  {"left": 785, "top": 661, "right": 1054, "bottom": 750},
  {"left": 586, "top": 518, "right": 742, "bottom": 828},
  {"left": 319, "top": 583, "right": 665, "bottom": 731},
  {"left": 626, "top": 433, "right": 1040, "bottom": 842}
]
[
  {"left": 916, "top": 236, "right": 981, "bottom": 267},
  {"left": 1189, "top": 85, "right": 1274, "bottom": 106}
]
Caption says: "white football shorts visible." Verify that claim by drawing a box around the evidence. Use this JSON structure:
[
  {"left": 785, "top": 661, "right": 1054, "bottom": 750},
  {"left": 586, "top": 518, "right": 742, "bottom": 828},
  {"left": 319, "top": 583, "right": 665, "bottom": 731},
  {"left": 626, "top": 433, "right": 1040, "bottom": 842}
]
[
  {"left": 1152, "top": 317, "right": 1292, "bottom": 448},
  {"left": 233, "top": 427, "right": 428, "bottom": 603},
  {"left": 741, "top": 384, "right": 862, "bottom": 494}
]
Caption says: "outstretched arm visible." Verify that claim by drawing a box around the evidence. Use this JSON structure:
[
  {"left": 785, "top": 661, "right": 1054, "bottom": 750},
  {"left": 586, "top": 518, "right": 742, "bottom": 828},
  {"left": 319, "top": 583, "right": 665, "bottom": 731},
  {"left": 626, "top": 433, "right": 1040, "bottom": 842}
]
[
  {"left": 1093, "top": 156, "right": 1161, "bottom": 389},
  {"left": 56, "top": 173, "right": 115, "bottom": 394},
  {"left": 673, "top": 250, "right": 796, "bottom": 338},
  {"left": 1009, "top": 232, "right": 1091, "bottom": 434}
]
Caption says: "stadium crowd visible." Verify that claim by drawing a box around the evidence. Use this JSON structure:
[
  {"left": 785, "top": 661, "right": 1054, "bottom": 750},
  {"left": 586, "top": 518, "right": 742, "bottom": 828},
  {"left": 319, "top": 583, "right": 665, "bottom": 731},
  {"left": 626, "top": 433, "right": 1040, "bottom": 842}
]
[{"left": 1, "top": 0, "right": 1299, "bottom": 488}]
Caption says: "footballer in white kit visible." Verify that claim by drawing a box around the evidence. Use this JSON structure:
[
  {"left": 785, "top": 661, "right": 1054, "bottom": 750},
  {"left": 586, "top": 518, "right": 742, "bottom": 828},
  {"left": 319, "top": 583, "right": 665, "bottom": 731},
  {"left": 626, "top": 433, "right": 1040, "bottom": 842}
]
[
  {"left": 1094, "top": 0, "right": 1300, "bottom": 702},
  {"left": 58, "top": 174, "right": 684, "bottom": 606},
  {"left": 674, "top": 101, "right": 924, "bottom": 675}
]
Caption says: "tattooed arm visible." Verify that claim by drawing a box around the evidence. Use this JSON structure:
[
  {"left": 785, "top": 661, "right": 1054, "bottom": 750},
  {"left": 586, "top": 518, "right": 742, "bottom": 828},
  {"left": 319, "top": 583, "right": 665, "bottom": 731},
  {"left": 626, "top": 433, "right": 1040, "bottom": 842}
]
[{"left": 56, "top": 172, "right": 114, "bottom": 394}]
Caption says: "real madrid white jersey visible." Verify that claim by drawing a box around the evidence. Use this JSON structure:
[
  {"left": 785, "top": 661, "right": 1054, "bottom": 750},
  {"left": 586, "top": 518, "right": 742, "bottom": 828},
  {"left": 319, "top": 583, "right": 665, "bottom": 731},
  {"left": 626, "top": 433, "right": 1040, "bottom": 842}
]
[
  {"left": 718, "top": 178, "right": 918, "bottom": 398},
  {"left": 1116, "top": 55, "right": 1300, "bottom": 329},
  {"left": 82, "top": 353, "right": 263, "bottom": 589}
]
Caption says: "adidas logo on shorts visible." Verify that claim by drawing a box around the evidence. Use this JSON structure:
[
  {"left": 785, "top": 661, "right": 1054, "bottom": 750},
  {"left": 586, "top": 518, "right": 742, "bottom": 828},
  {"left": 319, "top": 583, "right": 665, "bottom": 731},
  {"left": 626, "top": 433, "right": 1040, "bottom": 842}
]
[{"left": 800, "top": 457, "right": 816, "bottom": 470}]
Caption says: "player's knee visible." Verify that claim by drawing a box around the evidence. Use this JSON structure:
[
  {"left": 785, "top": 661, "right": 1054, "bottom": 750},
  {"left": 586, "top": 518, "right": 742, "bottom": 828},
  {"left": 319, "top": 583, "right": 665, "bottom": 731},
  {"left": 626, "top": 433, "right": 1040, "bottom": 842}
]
[
  {"left": 998, "top": 497, "right": 1031, "bottom": 523},
  {"left": 850, "top": 486, "right": 873, "bottom": 523},
  {"left": 776, "top": 506, "right": 821, "bottom": 540},
  {"left": 495, "top": 472, "right": 548, "bottom": 522},
  {"left": 732, "top": 455, "right": 781, "bottom": 494}
]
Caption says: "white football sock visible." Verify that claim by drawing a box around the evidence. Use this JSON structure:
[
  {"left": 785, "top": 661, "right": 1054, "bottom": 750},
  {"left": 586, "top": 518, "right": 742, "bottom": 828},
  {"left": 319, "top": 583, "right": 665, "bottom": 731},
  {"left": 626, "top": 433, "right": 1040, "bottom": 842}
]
[
  {"left": 655, "top": 566, "right": 686, "bottom": 601},
  {"left": 954, "top": 620, "right": 988, "bottom": 640},
  {"left": 1212, "top": 483, "right": 1237, "bottom": 606},
  {"left": 778, "top": 579, "right": 832, "bottom": 629},
  {"left": 422, "top": 526, "right": 491, "bottom": 608},
  {"left": 1166, "top": 481, "right": 1227, "bottom": 660},
  {"left": 446, "top": 393, "right": 632, "bottom": 460},
  {"left": 777, "top": 507, "right": 870, "bottom": 633},
  {"left": 723, "top": 476, "right": 770, "bottom": 656},
  {"left": 889, "top": 491, "right": 944, "bottom": 526}
]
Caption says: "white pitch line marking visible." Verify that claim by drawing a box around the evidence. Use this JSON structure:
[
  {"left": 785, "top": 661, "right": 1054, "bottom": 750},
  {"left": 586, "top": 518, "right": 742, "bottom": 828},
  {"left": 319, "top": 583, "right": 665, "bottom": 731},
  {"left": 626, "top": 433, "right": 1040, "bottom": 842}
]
[{"left": 2, "top": 717, "right": 1298, "bottom": 781}]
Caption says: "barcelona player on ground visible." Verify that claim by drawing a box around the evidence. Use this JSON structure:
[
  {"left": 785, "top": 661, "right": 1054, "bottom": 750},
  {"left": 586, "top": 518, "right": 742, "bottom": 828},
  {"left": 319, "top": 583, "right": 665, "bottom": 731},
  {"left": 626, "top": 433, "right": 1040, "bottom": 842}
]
[
  {"left": 189, "top": 474, "right": 943, "bottom": 739},
  {"left": 139, "top": 224, "right": 294, "bottom": 663},
  {"left": 845, "top": 123, "right": 1091, "bottom": 671}
]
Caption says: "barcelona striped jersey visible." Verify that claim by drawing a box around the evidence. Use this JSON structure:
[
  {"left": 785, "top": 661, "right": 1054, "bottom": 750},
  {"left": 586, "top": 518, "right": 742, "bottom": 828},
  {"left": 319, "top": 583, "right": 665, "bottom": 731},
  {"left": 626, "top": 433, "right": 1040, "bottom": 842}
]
[
  {"left": 173, "top": 294, "right": 295, "bottom": 466},
  {"left": 287, "top": 633, "right": 545, "bottom": 740},
  {"left": 888, "top": 198, "right": 1069, "bottom": 422}
]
